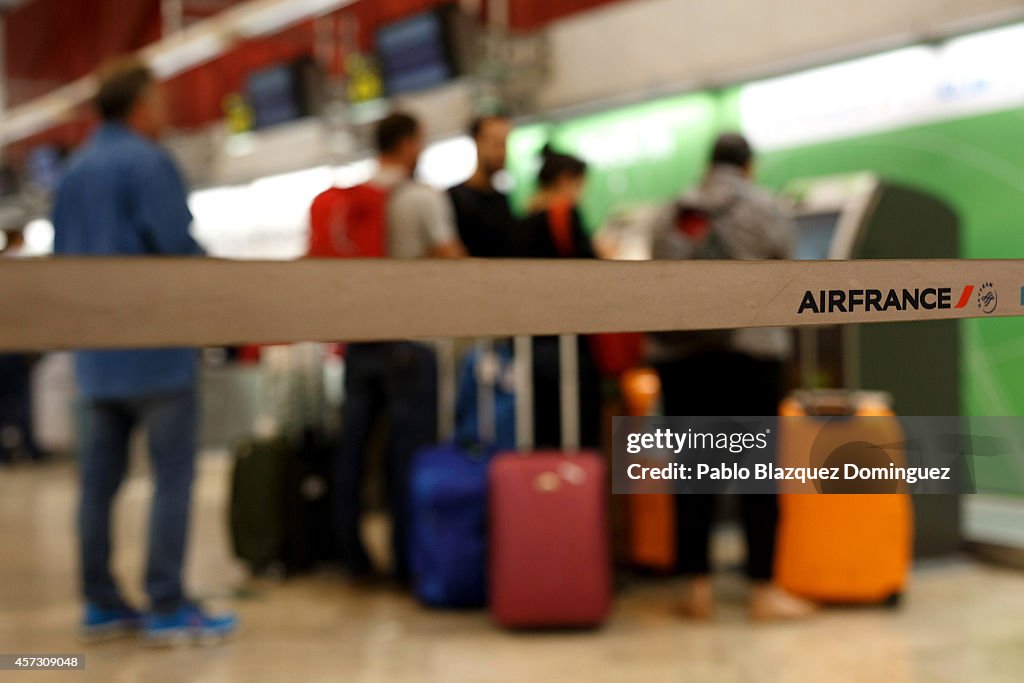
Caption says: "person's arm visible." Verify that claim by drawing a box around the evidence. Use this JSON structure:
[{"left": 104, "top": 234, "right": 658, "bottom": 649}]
[
  {"left": 446, "top": 186, "right": 473, "bottom": 253},
  {"left": 420, "top": 186, "right": 466, "bottom": 259},
  {"left": 131, "top": 151, "right": 205, "bottom": 256},
  {"left": 51, "top": 188, "right": 68, "bottom": 256},
  {"left": 766, "top": 203, "right": 796, "bottom": 260},
  {"left": 429, "top": 241, "right": 468, "bottom": 258},
  {"left": 570, "top": 207, "right": 598, "bottom": 259}
]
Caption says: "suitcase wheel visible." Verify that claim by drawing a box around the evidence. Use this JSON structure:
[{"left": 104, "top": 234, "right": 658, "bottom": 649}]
[{"left": 882, "top": 592, "right": 903, "bottom": 609}]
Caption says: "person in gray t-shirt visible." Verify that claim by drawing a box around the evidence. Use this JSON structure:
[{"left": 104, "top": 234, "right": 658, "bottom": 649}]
[
  {"left": 334, "top": 113, "right": 465, "bottom": 583},
  {"left": 367, "top": 113, "right": 465, "bottom": 260}
]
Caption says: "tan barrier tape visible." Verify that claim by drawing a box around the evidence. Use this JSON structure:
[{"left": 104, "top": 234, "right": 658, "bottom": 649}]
[{"left": 0, "top": 258, "right": 1021, "bottom": 351}]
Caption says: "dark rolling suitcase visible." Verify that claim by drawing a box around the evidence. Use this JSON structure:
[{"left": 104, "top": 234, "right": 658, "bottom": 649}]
[
  {"left": 229, "top": 344, "right": 337, "bottom": 576},
  {"left": 281, "top": 429, "right": 338, "bottom": 571},
  {"left": 229, "top": 434, "right": 291, "bottom": 574},
  {"left": 229, "top": 430, "right": 337, "bottom": 576},
  {"left": 489, "top": 335, "right": 612, "bottom": 628}
]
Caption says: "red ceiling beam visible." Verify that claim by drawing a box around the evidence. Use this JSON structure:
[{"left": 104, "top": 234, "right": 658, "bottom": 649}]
[
  {"left": 4, "top": 0, "right": 162, "bottom": 99},
  {"left": 3, "top": 0, "right": 630, "bottom": 158}
]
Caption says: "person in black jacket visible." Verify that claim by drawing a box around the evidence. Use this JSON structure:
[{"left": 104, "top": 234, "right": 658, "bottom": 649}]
[
  {"left": 448, "top": 115, "right": 522, "bottom": 257},
  {"left": 522, "top": 145, "right": 596, "bottom": 259},
  {"left": 522, "top": 146, "right": 602, "bottom": 449}
]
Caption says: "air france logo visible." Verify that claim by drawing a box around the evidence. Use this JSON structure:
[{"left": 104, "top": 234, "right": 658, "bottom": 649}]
[
  {"left": 977, "top": 282, "right": 997, "bottom": 314},
  {"left": 797, "top": 285, "right": 989, "bottom": 315}
]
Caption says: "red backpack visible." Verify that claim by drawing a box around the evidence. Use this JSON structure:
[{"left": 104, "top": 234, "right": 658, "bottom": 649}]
[{"left": 307, "top": 184, "right": 388, "bottom": 258}]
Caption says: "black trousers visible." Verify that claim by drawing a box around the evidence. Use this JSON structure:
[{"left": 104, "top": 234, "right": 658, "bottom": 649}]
[
  {"left": 0, "top": 353, "right": 43, "bottom": 462},
  {"left": 334, "top": 342, "right": 438, "bottom": 580},
  {"left": 532, "top": 336, "right": 602, "bottom": 450},
  {"left": 655, "top": 350, "right": 783, "bottom": 581}
]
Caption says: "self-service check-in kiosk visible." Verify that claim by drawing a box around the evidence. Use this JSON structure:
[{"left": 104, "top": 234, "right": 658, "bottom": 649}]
[{"left": 782, "top": 173, "right": 962, "bottom": 557}]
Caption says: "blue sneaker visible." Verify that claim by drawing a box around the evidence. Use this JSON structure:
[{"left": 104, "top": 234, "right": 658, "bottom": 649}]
[
  {"left": 143, "top": 604, "right": 240, "bottom": 646},
  {"left": 80, "top": 604, "right": 142, "bottom": 642}
]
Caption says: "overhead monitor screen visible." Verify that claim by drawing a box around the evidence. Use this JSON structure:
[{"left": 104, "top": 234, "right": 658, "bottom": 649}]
[
  {"left": 246, "top": 64, "right": 301, "bottom": 129},
  {"left": 245, "top": 58, "right": 320, "bottom": 129},
  {"left": 376, "top": 9, "right": 455, "bottom": 95},
  {"left": 794, "top": 212, "right": 840, "bottom": 260}
]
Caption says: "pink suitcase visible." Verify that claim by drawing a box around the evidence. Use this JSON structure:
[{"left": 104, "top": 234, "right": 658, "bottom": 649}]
[{"left": 488, "top": 336, "right": 612, "bottom": 628}]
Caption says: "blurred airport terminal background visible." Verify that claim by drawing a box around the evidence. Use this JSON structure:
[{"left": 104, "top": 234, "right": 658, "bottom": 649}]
[{"left": 2, "top": 1, "right": 1024, "bottom": 681}]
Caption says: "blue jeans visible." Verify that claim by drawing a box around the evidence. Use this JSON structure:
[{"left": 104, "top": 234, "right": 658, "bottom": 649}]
[
  {"left": 78, "top": 388, "right": 198, "bottom": 612},
  {"left": 335, "top": 342, "right": 437, "bottom": 580}
]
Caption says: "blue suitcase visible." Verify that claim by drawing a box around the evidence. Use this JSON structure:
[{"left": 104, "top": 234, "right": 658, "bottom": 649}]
[
  {"left": 408, "top": 340, "right": 509, "bottom": 608},
  {"left": 408, "top": 442, "right": 494, "bottom": 607}
]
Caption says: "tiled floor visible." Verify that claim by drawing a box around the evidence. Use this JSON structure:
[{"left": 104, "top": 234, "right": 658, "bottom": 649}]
[{"left": 2, "top": 456, "right": 1024, "bottom": 683}]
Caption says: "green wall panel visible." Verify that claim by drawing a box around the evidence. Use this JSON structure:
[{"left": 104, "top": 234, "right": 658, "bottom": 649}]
[
  {"left": 506, "top": 92, "right": 721, "bottom": 228},
  {"left": 750, "top": 110, "right": 1024, "bottom": 426}
]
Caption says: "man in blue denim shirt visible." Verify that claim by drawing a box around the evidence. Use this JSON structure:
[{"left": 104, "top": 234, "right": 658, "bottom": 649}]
[{"left": 53, "top": 60, "right": 237, "bottom": 645}]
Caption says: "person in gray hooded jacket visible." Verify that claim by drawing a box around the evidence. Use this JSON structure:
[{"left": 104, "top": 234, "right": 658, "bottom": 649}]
[
  {"left": 649, "top": 133, "right": 816, "bottom": 622},
  {"left": 649, "top": 134, "right": 794, "bottom": 362}
]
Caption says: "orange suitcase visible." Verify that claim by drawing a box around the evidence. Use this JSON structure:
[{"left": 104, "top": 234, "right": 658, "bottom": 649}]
[
  {"left": 620, "top": 368, "right": 677, "bottom": 572},
  {"left": 627, "top": 494, "right": 676, "bottom": 570},
  {"left": 774, "top": 391, "right": 912, "bottom": 604}
]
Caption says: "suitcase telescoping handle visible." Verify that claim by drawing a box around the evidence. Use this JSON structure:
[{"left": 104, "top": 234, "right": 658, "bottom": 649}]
[
  {"left": 559, "top": 334, "right": 581, "bottom": 451},
  {"left": 474, "top": 338, "right": 497, "bottom": 444},
  {"left": 791, "top": 389, "right": 893, "bottom": 417},
  {"left": 435, "top": 337, "right": 498, "bottom": 444},
  {"left": 512, "top": 334, "right": 580, "bottom": 452},
  {"left": 436, "top": 338, "right": 456, "bottom": 442}
]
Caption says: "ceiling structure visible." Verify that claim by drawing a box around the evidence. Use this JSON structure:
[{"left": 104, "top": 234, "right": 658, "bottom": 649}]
[{"left": 0, "top": 0, "right": 623, "bottom": 160}]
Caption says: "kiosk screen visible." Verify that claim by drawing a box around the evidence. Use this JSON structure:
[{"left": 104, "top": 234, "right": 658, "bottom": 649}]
[{"left": 794, "top": 212, "right": 840, "bottom": 260}]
